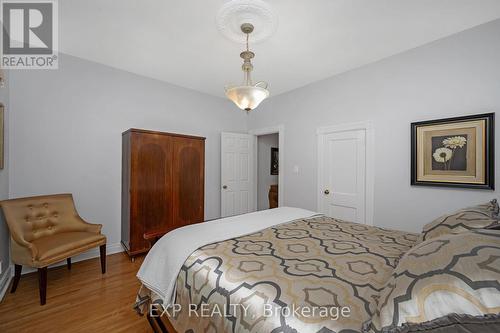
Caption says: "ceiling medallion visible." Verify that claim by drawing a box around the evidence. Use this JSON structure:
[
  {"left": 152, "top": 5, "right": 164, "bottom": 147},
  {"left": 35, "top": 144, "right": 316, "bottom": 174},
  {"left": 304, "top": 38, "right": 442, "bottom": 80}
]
[{"left": 216, "top": 0, "right": 278, "bottom": 44}]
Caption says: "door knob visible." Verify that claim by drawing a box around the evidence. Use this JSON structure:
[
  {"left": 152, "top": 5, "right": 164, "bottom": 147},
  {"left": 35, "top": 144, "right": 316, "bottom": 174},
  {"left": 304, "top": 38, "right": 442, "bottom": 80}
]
[
  {"left": 223, "top": 185, "right": 228, "bottom": 189},
  {"left": 324, "top": 189, "right": 330, "bottom": 195}
]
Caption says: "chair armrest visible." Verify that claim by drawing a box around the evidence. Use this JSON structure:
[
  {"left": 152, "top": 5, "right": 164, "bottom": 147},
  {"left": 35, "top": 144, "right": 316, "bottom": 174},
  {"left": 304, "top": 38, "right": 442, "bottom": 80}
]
[
  {"left": 11, "top": 237, "right": 38, "bottom": 259},
  {"left": 85, "top": 223, "right": 102, "bottom": 234},
  {"left": 77, "top": 217, "right": 103, "bottom": 234}
]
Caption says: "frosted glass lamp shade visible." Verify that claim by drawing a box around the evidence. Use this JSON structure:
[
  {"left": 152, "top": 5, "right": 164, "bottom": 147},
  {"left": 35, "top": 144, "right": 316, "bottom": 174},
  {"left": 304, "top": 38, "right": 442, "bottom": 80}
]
[{"left": 225, "top": 85, "right": 269, "bottom": 111}]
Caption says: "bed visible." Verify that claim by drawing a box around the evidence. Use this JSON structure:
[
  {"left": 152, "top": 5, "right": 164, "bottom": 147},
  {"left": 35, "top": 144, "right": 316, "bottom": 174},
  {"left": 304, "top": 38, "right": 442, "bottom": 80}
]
[{"left": 134, "top": 204, "right": 500, "bottom": 333}]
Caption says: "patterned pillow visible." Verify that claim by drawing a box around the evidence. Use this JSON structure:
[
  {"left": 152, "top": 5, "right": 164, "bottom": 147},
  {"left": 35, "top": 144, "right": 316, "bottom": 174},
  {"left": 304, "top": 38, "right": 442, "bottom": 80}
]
[
  {"left": 365, "top": 229, "right": 500, "bottom": 332},
  {"left": 420, "top": 199, "right": 499, "bottom": 241}
]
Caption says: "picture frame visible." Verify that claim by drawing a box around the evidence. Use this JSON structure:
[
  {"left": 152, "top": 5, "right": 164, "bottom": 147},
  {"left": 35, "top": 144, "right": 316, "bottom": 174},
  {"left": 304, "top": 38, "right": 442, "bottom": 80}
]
[
  {"left": 0, "top": 104, "right": 4, "bottom": 170},
  {"left": 411, "top": 113, "right": 494, "bottom": 189},
  {"left": 270, "top": 147, "right": 279, "bottom": 175}
]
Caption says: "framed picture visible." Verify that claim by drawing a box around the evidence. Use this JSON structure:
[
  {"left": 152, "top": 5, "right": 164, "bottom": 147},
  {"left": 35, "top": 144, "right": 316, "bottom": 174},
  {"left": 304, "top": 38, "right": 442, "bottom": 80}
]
[
  {"left": 0, "top": 104, "right": 3, "bottom": 170},
  {"left": 270, "top": 147, "right": 279, "bottom": 175},
  {"left": 411, "top": 113, "right": 494, "bottom": 189}
]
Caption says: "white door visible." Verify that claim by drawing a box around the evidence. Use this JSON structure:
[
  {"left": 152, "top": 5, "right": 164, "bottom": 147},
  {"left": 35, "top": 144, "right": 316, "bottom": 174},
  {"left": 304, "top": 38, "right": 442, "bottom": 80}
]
[
  {"left": 221, "top": 132, "right": 254, "bottom": 217},
  {"left": 318, "top": 129, "right": 366, "bottom": 223}
]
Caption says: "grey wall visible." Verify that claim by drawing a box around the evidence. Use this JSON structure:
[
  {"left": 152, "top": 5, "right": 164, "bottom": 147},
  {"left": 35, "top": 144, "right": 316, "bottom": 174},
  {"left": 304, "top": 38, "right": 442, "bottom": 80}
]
[
  {"left": 257, "top": 133, "right": 279, "bottom": 210},
  {"left": 8, "top": 54, "right": 247, "bottom": 247},
  {"left": 248, "top": 19, "right": 500, "bottom": 232},
  {"left": 0, "top": 72, "right": 9, "bottom": 281}
]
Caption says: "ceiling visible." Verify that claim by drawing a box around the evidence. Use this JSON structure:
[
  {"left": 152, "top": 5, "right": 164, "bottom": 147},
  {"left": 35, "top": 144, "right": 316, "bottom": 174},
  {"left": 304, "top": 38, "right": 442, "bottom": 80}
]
[{"left": 60, "top": 0, "right": 500, "bottom": 98}]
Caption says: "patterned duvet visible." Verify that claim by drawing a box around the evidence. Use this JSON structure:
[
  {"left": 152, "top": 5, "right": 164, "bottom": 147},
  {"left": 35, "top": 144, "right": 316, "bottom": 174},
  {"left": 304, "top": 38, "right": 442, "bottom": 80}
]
[{"left": 135, "top": 215, "right": 419, "bottom": 333}]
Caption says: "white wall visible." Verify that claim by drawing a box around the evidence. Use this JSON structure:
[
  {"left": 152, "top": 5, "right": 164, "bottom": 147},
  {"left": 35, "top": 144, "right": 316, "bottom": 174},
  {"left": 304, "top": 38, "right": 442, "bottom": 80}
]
[
  {"left": 257, "top": 134, "right": 279, "bottom": 210},
  {"left": 248, "top": 19, "right": 500, "bottom": 232},
  {"left": 8, "top": 54, "right": 247, "bottom": 247}
]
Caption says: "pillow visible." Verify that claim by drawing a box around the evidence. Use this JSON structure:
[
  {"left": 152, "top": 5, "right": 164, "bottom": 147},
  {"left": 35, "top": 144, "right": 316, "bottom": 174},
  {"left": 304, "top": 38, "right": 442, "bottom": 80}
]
[
  {"left": 365, "top": 229, "right": 500, "bottom": 333},
  {"left": 420, "top": 199, "right": 499, "bottom": 242}
]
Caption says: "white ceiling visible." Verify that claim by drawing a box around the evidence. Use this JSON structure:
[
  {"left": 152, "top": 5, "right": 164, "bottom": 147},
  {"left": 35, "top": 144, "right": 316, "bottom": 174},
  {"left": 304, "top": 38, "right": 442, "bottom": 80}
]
[{"left": 60, "top": 0, "right": 500, "bottom": 98}]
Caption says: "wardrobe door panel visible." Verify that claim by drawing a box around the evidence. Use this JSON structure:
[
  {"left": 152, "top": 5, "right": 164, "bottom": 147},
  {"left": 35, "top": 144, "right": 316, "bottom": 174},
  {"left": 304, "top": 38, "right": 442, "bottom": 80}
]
[
  {"left": 130, "top": 133, "right": 173, "bottom": 252},
  {"left": 172, "top": 137, "right": 205, "bottom": 226}
]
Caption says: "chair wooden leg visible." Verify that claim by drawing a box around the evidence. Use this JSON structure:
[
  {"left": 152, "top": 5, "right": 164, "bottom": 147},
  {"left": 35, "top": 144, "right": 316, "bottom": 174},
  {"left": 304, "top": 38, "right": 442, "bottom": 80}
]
[
  {"left": 38, "top": 267, "right": 47, "bottom": 305},
  {"left": 99, "top": 244, "right": 106, "bottom": 274},
  {"left": 67, "top": 257, "right": 72, "bottom": 270},
  {"left": 10, "top": 264, "right": 22, "bottom": 293}
]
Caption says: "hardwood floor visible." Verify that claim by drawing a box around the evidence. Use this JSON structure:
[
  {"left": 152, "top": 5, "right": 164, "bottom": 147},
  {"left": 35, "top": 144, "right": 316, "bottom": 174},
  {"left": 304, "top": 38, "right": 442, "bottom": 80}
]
[{"left": 0, "top": 253, "right": 151, "bottom": 333}]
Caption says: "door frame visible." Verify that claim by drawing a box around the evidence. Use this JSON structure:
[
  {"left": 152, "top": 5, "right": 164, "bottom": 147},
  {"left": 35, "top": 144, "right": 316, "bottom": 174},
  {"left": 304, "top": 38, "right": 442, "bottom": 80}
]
[
  {"left": 248, "top": 125, "right": 285, "bottom": 210},
  {"left": 316, "top": 122, "right": 374, "bottom": 225}
]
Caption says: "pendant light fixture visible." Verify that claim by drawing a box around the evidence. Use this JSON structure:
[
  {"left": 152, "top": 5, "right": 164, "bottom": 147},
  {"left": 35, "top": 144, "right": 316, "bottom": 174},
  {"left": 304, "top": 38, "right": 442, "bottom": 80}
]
[{"left": 225, "top": 23, "right": 269, "bottom": 112}]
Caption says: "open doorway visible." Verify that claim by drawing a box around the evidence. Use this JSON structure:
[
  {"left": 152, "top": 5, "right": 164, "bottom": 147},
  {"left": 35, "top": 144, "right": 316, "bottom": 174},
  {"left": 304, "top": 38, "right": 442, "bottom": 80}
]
[
  {"left": 249, "top": 125, "right": 284, "bottom": 211},
  {"left": 256, "top": 133, "right": 279, "bottom": 210}
]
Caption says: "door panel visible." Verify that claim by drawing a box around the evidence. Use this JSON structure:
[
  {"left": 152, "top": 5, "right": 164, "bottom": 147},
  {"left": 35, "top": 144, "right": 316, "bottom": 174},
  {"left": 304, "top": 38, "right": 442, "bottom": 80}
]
[
  {"left": 329, "top": 139, "right": 358, "bottom": 193},
  {"left": 319, "top": 129, "right": 366, "bottom": 224},
  {"left": 327, "top": 204, "right": 356, "bottom": 222},
  {"left": 221, "top": 132, "right": 254, "bottom": 217}
]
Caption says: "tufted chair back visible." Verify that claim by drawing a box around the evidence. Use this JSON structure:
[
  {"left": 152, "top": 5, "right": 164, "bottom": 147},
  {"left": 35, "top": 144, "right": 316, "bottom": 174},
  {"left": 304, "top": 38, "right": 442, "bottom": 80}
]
[{"left": 1, "top": 193, "right": 90, "bottom": 243}]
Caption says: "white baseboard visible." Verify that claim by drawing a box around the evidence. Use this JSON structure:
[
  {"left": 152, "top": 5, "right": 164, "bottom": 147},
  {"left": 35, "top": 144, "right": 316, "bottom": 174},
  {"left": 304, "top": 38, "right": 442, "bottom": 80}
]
[
  {"left": 12, "top": 242, "right": 124, "bottom": 276},
  {"left": 0, "top": 265, "right": 13, "bottom": 303}
]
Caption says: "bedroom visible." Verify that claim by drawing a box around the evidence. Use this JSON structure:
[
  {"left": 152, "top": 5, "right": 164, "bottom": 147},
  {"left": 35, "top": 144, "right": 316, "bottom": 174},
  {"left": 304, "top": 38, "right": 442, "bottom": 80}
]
[{"left": 0, "top": 0, "right": 499, "bottom": 332}]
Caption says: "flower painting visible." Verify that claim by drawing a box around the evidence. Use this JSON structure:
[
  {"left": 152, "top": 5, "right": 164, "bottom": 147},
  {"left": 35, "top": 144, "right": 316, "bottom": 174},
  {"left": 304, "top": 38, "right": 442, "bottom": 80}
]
[
  {"left": 431, "top": 135, "right": 467, "bottom": 171},
  {"left": 411, "top": 113, "right": 494, "bottom": 190}
]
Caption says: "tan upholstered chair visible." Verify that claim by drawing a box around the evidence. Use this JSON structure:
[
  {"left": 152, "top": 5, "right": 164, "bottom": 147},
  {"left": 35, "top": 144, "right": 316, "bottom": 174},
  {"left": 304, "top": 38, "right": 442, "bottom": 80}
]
[{"left": 0, "top": 193, "right": 107, "bottom": 305}]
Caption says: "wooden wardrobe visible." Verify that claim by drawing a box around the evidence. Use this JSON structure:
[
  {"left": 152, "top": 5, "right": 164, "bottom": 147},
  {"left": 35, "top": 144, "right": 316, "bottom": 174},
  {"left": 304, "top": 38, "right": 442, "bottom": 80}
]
[{"left": 121, "top": 129, "right": 205, "bottom": 257}]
